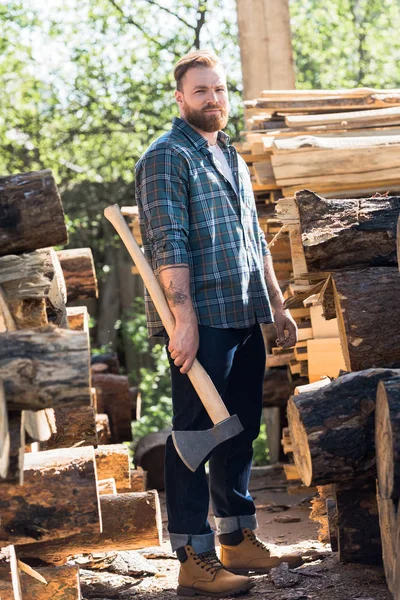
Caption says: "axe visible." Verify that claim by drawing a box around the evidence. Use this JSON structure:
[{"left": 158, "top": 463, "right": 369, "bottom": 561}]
[{"left": 104, "top": 205, "right": 243, "bottom": 472}]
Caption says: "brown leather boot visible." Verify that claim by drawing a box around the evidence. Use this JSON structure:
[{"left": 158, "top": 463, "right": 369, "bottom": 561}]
[
  {"left": 219, "top": 528, "right": 303, "bottom": 575},
  {"left": 176, "top": 545, "right": 254, "bottom": 597}
]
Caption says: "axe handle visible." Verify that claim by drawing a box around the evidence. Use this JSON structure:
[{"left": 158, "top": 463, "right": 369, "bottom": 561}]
[{"left": 104, "top": 204, "right": 230, "bottom": 425}]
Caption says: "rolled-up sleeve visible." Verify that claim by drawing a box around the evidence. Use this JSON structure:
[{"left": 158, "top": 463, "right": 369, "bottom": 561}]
[
  {"left": 135, "top": 146, "right": 190, "bottom": 268},
  {"left": 259, "top": 227, "right": 271, "bottom": 257}
]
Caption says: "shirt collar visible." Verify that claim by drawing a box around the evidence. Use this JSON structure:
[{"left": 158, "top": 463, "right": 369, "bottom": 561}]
[{"left": 172, "top": 117, "right": 230, "bottom": 149}]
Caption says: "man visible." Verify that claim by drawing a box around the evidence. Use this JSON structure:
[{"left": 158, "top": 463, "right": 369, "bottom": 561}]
[{"left": 135, "top": 49, "right": 298, "bottom": 597}]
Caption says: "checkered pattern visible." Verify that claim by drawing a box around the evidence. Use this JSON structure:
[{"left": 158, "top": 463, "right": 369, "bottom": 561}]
[{"left": 135, "top": 117, "right": 273, "bottom": 336}]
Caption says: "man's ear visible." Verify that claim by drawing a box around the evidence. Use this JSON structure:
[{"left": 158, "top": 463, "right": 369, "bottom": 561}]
[{"left": 175, "top": 90, "right": 183, "bottom": 105}]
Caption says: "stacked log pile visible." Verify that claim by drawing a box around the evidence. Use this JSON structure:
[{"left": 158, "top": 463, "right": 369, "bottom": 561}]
[
  {"left": 279, "top": 186, "right": 400, "bottom": 593},
  {"left": 0, "top": 170, "right": 161, "bottom": 600}
]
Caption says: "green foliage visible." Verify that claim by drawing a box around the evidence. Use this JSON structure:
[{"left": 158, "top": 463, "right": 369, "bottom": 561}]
[
  {"left": 252, "top": 423, "right": 270, "bottom": 466},
  {"left": 123, "top": 300, "right": 172, "bottom": 444}
]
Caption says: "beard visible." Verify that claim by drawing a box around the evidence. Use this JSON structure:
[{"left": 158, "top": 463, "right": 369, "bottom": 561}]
[{"left": 184, "top": 103, "right": 229, "bottom": 133}]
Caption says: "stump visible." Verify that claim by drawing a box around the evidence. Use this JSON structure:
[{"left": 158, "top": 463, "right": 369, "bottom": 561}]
[
  {"left": 287, "top": 368, "right": 400, "bottom": 486},
  {"left": 0, "top": 170, "right": 68, "bottom": 256},
  {"left": 0, "top": 447, "right": 101, "bottom": 545},
  {"left": 16, "top": 491, "right": 162, "bottom": 565},
  {"left": 0, "top": 325, "right": 91, "bottom": 410},
  {"left": 134, "top": 430, "right": 170, "bottom": 490},
  {"left": 332, "top": 267, "right": 400, "bottom": 371},
  {"left": 57, "top": 248, "right": 98, "bottom": 302},
  {"left": 40, "top": 406, "right": 97, "bottom": 450}
]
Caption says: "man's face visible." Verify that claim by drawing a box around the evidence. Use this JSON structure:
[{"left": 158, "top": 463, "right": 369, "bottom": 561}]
[{"left": 175, "top": 65, "right": 230, "bottom": 133}]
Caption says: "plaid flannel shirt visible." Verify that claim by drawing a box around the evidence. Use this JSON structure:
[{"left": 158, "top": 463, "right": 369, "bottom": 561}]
[{"left": 135, "top": 117, "right": 273, "bottom": 336}]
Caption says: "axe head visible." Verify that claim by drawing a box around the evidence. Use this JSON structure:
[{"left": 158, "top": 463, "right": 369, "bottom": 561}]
[{"left": 172, "top": 415, "right": 243, "bottom": 472}]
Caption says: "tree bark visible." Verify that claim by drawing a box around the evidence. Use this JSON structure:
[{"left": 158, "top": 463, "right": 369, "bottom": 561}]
[
  {"left": 326, "top": 497, "right": 338, "bottom": 553},
  {"left": 332, "top": 267, "right": 400, "bottom": 371},
  {"left": 95, "top": 444, "right": 131, "bottom": 493},
  {"left": 0, "top": 325, "right": 91, "bottom": 410},
  {"left": 0, "top": 447, "right": 101, "bottom": 545},
  {"left": 40, "top": 406, "right": 97, "bottom": 450},
  {"left": 283, "top": 191, "right": 400, "bottom": 271},
  {"left": 0, "top": 170, "right": 68, "bottom": 256},
  {"left": 92, "top": 373, "right": 133, "bottom": 442},
  {"left": 0, "top": 565, "right": 81, "bottom": 600},
  {"left": 397, "top": 215, "right": 400, "bottom": 271},
  {"left": 287, "top": 368, "right": 400, "bottom": 487},
  {"left": 376, "top": 482, "right": 397, "bottom": 593},
  {"left": 336, "top": 481, "right": 382, "bottom": 565},
  {"left": 57, "top": 248, "right": 98, "bottom": 302},
  {"left": 376, "top": 377, "right": 400, "bottom": 500},
  {"left": 16, "top": 491, "right": 162, "bottom": 565}
]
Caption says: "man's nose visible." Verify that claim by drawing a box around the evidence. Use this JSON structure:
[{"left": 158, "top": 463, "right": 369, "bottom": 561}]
[{"left": 206, "top": 89, "right": 218, "bottom": 103}]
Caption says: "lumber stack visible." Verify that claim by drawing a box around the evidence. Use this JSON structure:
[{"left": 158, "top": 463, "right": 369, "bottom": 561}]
[
  {"left": 241, "top": 88, "right": 400, "bottom": 198},
  {"left": 0, "top": 170, "right": 159, "bottom": 600}
]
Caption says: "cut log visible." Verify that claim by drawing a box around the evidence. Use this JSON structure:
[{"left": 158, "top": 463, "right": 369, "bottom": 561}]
[
  {"left": 0, "top": 325, "right": 91, "bottom": 410},
  {"left": 92, "top": 373, "right": 133, "bottom": 442},
  {"left": 1, "top": 411, "right": 25, "bottom": 484},
  {"left": 262, "top": 367, "right": 297, "bottom": 408},
  {"left": 95, "top": 444, "right": 131, "bottom": 493},
  {"left": 16, "top": 491, "right": 162, "bottom": 565},
  {"left": 0, "top": 286, "right": 17, "bottom": 331},
  {"left": 326, "top": 496, "right": 338, "bottom": 553},
  {"left": 332, "top": 268, "right": 400, "bottom": 371},
  {"left": 98, "top": 478, "right": 117, "bottom": 495},
  {"left": 376, "top": 377, "right": 400, "bottom": 500},
  {"left": 57, "top": 248, "right": 98, "bottom": 302},
  {"left": 309, "top": 484, "right": 335, "bottom": 545},
  {"left": 335, "top": 481, "right": 382, "bottom": 565},
  {"left": 398, "top": 214, "right": 400, "bottom": 272},
  {"left": 273, "top": 132, "right": 400, "bottom": 152},
  {"left": 0, "top": 564, "right": 81, "bottom": 600},
  {"left": 277, "top": 191, "right": 400, "bottom": 271},
  {"left": 376, "top": 482, "right": 397, "bottom": 593},
  {"left": 134, "top": 430, "right": 170, "bottom": 491},
  {"left": 130, "top": 386, "right": 141, "bottom": 421},
  {"left": 307, "top": 338, "right": 346, "bottom": 383},
  {"left": 24, "top": 409, "right": 56, "bottom": 443},
  {"left": 395, "top": 510, "right": 400, "bottom": 600},
  {"left": 91, "top": 352, "right": 120, "bottom": 375},
  {"left": 287, "top": 368, "right": 400, "bottom": 487},
  {"left": 0, "top": 447, "right": 101, "bottom": 546},
  {"left": 0, "top": 170, "right": 68, "bottom": 256},
  {"left": 96, "top": 413, "right": 111, "bottom": 444},
  {"left": 66, "top": 306, "right": 89, "bottom": 331},
  {"left": 40, "top": 406, "right": 98, "bottom": 450},
  {"left": 45, "top": 249, "right": 68, "bottom": 328}
]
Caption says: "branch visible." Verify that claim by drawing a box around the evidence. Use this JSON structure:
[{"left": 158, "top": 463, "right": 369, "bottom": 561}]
[
  {"left": 144, "top": 0, "right": 195, "bottom": 30},
  {"left": 107, "top": 0, "right": 166, "bottom": 50},
  {"left": 193, "top": 0, "right": 208, "bottom": 49}
]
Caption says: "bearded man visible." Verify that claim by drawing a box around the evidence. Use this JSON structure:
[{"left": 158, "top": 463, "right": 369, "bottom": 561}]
[{"left": 135, "top": 50, "right": 299, "bottom": 597}]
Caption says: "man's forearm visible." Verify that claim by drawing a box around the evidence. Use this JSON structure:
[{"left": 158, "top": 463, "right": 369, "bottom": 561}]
[
  {"left": 158, "top": 264, "right": 197, "bottom": 324},
  {"left": 263, "top": 254, "right": 285, "bottom": 312}
]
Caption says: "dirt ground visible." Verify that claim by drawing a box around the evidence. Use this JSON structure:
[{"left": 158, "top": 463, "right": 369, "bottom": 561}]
[{"left": 81, "top": 465, "right": 392, "bottom": 600}]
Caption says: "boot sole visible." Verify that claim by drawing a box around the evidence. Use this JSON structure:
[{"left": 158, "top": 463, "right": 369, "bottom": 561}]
[{"left": 177, "top": 579, "right": 255, "bottom": 597}]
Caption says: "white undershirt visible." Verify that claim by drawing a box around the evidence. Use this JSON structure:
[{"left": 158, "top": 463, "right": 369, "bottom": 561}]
[{"left": 209, "top": 143, "right": 238, "bottom": 195}]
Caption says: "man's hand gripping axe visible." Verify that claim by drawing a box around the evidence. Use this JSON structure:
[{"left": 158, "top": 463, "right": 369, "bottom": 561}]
[{"left": 104, "top": 205, "right": 243, "bottom": 472}]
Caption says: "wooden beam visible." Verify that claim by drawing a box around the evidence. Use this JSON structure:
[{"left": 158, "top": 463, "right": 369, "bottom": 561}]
[{"left": 236, "top": 0, "right": 295, "bottom": 100}]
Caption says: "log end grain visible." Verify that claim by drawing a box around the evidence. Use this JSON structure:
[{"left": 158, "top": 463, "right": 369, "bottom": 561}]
[{"left": 287, "top": 397, "right": 312, "bottom": 487}]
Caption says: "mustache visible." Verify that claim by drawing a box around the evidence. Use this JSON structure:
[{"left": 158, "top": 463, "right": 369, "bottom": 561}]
[{"left": 203, "top": 104, "right": 223, "bottom": 111}]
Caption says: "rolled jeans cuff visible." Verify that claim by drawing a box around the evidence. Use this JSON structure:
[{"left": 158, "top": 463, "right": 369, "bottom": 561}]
[
  {"left": 169, "top": 531, "right": 215, "bottom": 554},
  {"left": 214, "top": 514, "right": 258, "bottom": 536}
]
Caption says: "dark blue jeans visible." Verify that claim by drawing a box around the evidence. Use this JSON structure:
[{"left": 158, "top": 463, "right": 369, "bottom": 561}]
[{"left": 164, "top": 323, "right": 266, "bottom": 553}]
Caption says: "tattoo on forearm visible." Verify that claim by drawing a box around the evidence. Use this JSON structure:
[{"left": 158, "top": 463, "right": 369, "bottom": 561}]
[
  {"left": 161, "top": 281, "right": 188, "bottom": 307},
  {"left": 158, "top": 265, "right": 190, "bottom": 274}
]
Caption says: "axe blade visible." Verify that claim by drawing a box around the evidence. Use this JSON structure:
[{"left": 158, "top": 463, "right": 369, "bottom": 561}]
[{"left": 172, "top": 415, "right": 243, "bottom": 472}]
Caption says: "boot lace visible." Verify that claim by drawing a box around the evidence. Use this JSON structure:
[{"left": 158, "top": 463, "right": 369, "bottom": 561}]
[
  {"left": 245, "top": 529, "right": 269, "bottom": 551},
  {"left": 195, "top": 549, "right": 224, "bottom": 573}
]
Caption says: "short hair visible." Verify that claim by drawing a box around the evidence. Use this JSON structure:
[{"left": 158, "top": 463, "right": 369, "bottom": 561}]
[{"left": 174, "top": 50, "right": 222, "bottom": 91}]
